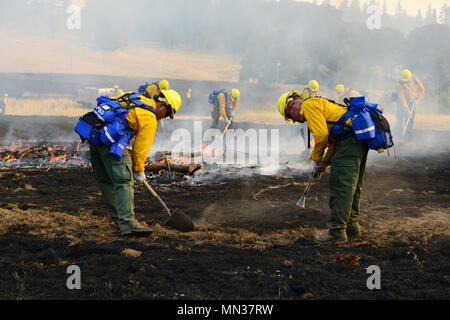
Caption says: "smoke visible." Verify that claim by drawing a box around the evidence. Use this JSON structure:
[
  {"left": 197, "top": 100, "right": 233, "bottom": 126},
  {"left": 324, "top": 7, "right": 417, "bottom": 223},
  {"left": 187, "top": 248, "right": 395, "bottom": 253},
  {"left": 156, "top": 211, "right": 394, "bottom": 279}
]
[{"left": 0, "top": 0, "right": 449, "bottom": 173}]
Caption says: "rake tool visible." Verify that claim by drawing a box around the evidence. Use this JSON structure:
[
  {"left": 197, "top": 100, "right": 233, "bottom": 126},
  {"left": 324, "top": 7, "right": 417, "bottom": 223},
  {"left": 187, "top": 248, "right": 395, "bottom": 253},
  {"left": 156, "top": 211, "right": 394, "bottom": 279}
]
[
  {"left": 296, "top": 169, "right": 324, "bottom": 208},
  {"left": 221, "top": 116, "right": 233, "bottom": 138},
  {"left": 142, "top": 180, "right": 195, "bottom": 232},
  {"left": 202, "top": 116, "right": 233, "bottom": 149},
  {"left": 401, "top": 104, "right": 415, "bottom": 138}
]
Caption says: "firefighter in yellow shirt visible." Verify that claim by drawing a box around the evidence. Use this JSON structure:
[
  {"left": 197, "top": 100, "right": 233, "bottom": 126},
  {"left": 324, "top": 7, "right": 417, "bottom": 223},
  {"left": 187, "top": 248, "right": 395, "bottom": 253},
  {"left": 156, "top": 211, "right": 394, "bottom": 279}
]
[
  {"left": 110, "top": 85, "right": 124, "bottom": 97},
  {"left": 144, "top": 80, "right": 170, "bottom": 100},
  {"left": 335, "top": 84, "right": 364, "bottom": 105},
  {"left": 277, "top": 91, "right": 368, "bottom": 244},
  {"left": 0, "top": 93, "right": 7, "bottom": 115},
  {"left": 186, "top": 88, "right": 192, "bottom": 106},
  {"left": 392, "top": 69, "right": 425, "bottom": 137},
  {"left": 209, "top": 89, "right": 240, "bottom": 129},
  {"left": 298, "top": 81, "right": 319, "bottom": 151},
  {"left": 89, "top": 89, "right": 182, "bottom": 236}
]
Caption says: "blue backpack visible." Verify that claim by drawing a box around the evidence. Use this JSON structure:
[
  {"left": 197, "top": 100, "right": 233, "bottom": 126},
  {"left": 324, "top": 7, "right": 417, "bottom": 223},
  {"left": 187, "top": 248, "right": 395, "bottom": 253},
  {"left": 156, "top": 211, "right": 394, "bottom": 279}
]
[
  {"left": 137, "top": 83, "right": 149, "bottom": 96},
  {"left": 74, "top": 93, "right": 156, "bottom": 160},
  {"left": 329, "top": 96, "right": 393, "bottom": 153},
  {"left": 208, "top": 89, "right": 227, "bottom": 105}
]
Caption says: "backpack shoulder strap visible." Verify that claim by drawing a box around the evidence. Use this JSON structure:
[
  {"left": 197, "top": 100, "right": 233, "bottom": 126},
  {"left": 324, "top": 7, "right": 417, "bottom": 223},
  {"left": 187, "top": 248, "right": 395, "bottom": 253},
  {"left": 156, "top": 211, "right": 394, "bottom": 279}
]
[{"left": 110, "top": 92, "right": 156, "bottom": 115}]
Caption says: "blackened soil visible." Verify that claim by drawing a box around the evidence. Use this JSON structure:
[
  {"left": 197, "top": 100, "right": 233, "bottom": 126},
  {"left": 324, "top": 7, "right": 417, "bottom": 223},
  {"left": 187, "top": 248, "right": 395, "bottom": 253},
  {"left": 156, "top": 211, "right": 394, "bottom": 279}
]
[{"left": 0, "top": 153, "right": 449, "bottom": 299}]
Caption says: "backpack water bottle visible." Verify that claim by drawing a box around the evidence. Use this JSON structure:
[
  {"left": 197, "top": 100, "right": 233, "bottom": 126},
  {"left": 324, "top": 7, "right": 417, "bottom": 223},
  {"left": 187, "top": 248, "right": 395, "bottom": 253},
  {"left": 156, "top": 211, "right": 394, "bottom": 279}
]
[
  {"left": 348, "top": 97, "right": 376, "bottom": 141},
  {"left": 365, "top": 102, "right": 394, "bottom": 152}
]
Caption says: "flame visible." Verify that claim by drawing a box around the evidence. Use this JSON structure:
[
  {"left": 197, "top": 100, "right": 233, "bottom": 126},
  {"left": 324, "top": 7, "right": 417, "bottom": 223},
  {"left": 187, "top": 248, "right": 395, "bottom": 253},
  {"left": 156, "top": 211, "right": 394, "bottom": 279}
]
[{"left": 0, "top": 140, "right": 89, "bottom": 166}]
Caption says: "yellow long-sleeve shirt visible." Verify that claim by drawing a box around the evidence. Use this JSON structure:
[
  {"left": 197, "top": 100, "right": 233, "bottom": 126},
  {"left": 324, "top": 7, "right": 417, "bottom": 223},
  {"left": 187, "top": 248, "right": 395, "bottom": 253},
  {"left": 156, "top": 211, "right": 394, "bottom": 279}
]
[
  {"left": 110, "top": 93, "right": 158, "bottom": 174},
  {"left": 395, "top": 77, "right": 425, "bottom": 110},
  {"left": 300, "top": 88, "right": 318, "bottom": 100},
  {"left": 145, "top": 83, "right": 162, "bottom": 100},
  {"left": 299, "top": 98, "right": 351, "bottom": 164},
  {"left": 216, "top": 91, "right": 239, "bottom": 120}
]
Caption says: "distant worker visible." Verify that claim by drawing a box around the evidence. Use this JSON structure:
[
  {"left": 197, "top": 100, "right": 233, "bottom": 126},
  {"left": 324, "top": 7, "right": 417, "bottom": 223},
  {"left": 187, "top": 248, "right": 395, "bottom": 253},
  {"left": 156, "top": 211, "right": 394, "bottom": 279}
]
[
  {"left": 392, "top": 69, "right": 424, "bottom": 137},
  {"left": 300, "top": 80, "right": 320, "bottom": 100},
  {"left": 186, "top": 88, "right": 192, "bottom": 106},
  {"left": 208, "top": 88, "right": 240, "bottom": 129},
  {"left": 137, "top": 80, "right": 171, "bottom": 132},
  {"left": 277, "top": 91, "right": 368, "bottom": 244},
  {"left": 111, "top": 85, "right": 124, "bottom": 97},
  {"left": 138, "top": 80, "right": 170, "bottom": 101},
  {"left": 335, "top": 84, "right": 367, "bottom": 105},
  {"left": 299, "top": 80, "right": 320, "bottom": 150},
  {"left": 75, "top": 89, "right": 182, "bottom": 236},
  {"left": 0, "top": 93, "right": 6, "bottom": 115}
]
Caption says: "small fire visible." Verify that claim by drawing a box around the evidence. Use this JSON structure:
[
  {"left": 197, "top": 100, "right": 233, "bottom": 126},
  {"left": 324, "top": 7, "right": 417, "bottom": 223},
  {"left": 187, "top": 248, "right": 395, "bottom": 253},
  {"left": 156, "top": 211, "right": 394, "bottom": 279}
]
[{"left": 0, "top": 140, "right": 89, "bottom": 167}]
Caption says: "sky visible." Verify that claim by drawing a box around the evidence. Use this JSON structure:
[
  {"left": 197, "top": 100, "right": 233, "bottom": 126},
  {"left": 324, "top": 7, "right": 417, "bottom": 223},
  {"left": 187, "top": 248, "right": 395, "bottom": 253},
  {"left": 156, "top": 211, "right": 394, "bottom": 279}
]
[{"left": 298, "top": 0, "right": 450, "bottom": 17}]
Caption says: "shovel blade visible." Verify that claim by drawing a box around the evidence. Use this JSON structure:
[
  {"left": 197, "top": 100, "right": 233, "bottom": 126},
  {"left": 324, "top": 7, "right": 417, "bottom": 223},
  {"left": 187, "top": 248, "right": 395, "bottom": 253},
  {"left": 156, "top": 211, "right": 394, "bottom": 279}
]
[
  {"left": 164, "top": 209, "right": 195, "bottom": 232},
  {"left": 296, "top": 196, "right": 306, "bottom": 208}
]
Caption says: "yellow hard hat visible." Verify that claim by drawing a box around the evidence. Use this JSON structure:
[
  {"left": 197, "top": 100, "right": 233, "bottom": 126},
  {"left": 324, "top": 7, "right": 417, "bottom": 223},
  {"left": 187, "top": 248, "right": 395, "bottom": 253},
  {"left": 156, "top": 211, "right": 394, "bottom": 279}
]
[
  {"left": 160, "top": 89, "right": 181, "bottom": 119},
  {"left": 4, "top": 93, "right": 7, "bottom": 97},
  {"left": 336, "top": 84, "right": 345, "bottom": 95},
  {"left": 401, "top": 69, "right": 412, "bottom": 82},
  {"left": 277, "top": 91, "right": 300, "bottom": 120},
  {"left": 188, "top": 88, "right": 191, "bottom": 92},
  {"left": 308, "top": 80, "right": 319, "bottom": 92},
  {"left": 113, "top": 85, "right": 119, "bottom": 89},
  {"left": 230, "top": 89, "right": 241, "bottom": 101},
  {"left": 159, "top": 80, "right": 170, "bottom": 90},
  {"left": 230, "top": 88, "right": 240, "bottom": 102}
]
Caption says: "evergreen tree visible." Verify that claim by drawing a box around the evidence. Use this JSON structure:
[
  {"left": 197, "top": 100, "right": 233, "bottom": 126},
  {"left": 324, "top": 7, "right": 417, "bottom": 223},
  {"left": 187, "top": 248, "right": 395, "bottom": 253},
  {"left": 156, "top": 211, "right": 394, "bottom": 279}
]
[
  {"left": 446, "top": 5, "right": 450, "bottom": 25},
  {"left": 438, "top": 4, "right": 448, "bottom": 24},
  {"left": 416, "top": 9, "right": 424, "bottom": 28},
  {"left": 424, "top": 3, "right": 437, "bottom": 24},
  {"left": 395, "top": 0, "right": 404, "bottom": 16},
  {"left": 338, "top": 0, "right": 349, "bottom": 10},
  {"left": 349, "top": 0, "right": 362, "bottom": 18},
  {"left": 382, "top": 0, "right": 388, "bottom": 16}
]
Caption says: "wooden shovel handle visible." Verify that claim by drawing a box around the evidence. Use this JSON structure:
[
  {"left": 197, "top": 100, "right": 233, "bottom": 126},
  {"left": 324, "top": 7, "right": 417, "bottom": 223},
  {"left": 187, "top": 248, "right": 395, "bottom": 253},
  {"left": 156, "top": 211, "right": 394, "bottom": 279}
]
[{"left": 142, "top": 180, "right": 172, "bottom": 217}]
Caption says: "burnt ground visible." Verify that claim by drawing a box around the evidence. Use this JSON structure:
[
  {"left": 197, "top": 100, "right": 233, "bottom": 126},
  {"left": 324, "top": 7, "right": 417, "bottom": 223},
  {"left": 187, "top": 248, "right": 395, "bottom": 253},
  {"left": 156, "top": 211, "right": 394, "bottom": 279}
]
[{"left": 0, "top": 152, "right": 449, "bottom": 300}]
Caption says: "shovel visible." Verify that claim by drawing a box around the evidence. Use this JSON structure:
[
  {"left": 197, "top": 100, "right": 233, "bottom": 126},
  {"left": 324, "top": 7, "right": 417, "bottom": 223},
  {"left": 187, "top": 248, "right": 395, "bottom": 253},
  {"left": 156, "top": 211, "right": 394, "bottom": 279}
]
[
  {"left": 221, "top": 116, "right": 233, "bottom": 138},
  {"left": 296, "top": 169, "right": 324, "bottom": 208},
  {"left": 202, "top": 117, "right": 233, "bottom": 149},
  {"left": 401, "top": 104, "right": 415, "bottom": 138},
  {"left": 142, "top": 180, "right": 195, "bottom": 232}
]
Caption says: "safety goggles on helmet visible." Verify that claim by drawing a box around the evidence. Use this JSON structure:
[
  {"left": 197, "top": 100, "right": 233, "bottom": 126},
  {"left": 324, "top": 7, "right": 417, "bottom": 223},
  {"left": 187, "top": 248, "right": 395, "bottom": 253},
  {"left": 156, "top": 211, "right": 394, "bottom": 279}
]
[
  {"left": 155, "top": 93, "right": 175, "bottom": 119},
  {"left": 165, "top": 104, "right": 175, "bottom": 119}
]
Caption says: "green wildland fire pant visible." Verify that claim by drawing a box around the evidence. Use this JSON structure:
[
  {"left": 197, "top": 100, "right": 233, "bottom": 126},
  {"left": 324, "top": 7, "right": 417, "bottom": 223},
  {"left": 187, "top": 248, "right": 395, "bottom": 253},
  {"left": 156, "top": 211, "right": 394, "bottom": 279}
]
[
  {"left": 328, "top": 135, "right": 369, "bottom": 232},
  {"left": 89, "top": 144, "right": 138, "bottom": 232}
]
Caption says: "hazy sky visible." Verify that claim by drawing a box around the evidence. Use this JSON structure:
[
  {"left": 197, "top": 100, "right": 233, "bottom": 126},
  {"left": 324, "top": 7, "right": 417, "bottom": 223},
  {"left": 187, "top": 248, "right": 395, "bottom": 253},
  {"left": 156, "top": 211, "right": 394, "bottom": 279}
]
[{"left": 299, "top": 0, "right": 450, "bottom": 17}]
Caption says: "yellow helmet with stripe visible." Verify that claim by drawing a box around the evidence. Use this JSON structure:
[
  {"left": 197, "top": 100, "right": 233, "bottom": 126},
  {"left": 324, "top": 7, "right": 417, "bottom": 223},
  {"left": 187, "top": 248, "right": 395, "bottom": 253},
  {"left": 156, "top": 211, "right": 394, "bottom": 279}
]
[
  {"left": 160, "top": 89, "right": 181, "bottom": 119},
  {"left": 277, "top": 91, "right": 300, "bottom": 120},
  {"left": 230, "top": 88, "right": 240, "bottom": 102}
]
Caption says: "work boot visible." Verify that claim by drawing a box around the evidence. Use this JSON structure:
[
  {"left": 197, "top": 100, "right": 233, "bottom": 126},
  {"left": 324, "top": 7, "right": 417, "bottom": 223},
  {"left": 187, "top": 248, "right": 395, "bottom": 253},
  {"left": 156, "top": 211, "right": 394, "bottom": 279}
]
[
  {"left": 120, "top": 224, "right": 153, "bottom": 237},
  {"left": 314, "top": 229, "right": 347, "bottom": 244},
  {"left": 346, "top": 223, "right": 361, "bottom": 239}
]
